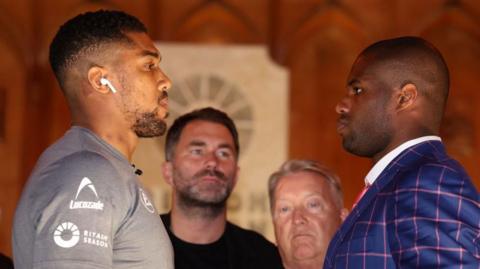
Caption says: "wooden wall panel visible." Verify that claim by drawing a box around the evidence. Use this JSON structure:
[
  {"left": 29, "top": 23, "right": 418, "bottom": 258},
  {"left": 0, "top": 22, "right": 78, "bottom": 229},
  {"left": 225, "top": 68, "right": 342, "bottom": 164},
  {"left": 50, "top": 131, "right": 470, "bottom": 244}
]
[
  {"left": 226, "top": 0, "right": 270, "bottom": 39},
  {"left": 280, "top": 7, "right": 373, "bottom": 206},
  {"left": 463, "top": 0, "right": 480, "bottom": 18},
  {"left": 0, "top": 9, "right": 28, "bottom": 259},
  {"left": 0, "top": 0, "right": 30, "bottom": 258},
  {"left": 158, "top": 0, "right": 268, "bottom": 43},
  {"left": 421, "top": 10, "right": 480, "bottom": 189}
]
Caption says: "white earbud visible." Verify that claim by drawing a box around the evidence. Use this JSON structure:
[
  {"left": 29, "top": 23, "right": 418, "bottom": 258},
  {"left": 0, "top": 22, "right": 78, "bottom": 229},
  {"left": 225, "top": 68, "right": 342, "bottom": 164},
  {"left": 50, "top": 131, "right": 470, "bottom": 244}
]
[{"left": 100, "top": 77, "right": 117, "bottom": 93}]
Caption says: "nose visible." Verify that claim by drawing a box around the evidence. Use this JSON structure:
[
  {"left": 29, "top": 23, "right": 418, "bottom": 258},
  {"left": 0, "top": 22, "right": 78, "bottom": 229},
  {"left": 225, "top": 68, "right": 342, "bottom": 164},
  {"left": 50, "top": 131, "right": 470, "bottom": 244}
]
[
  {"left": 158, "top": 71, "right": 172, "bottom": 92},
  {"left": 204, "top": 152, "right": 219, "bottom": 169},
  {"left": 292, "top": 208, "right": 307, "bottom": 225},
  {"left": 335, "top": 96, "right": 350, "bottom": 115}
]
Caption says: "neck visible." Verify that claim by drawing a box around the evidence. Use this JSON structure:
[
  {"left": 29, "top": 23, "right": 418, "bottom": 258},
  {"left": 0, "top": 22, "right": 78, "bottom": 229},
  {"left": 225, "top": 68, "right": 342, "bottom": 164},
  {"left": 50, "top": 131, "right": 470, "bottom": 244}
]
[
  {"left": 71, "top": 92, "right": 140, "bottom": 161},
  {"left": 372, "top": 126, "right": 437, "bottom": 163},
  {"left": 72, "top": 117, "right": 138, "bottom": 161},
  {"left": 170, "top": 203, "right": 227, "bottom": 244}
]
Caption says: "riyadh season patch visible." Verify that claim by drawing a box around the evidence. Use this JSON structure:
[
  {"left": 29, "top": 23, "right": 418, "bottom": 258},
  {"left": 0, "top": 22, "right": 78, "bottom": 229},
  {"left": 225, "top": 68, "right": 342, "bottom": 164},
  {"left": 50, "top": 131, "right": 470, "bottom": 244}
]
[{"left": 53, "top": 221, "right": 109, "bottom": 249}]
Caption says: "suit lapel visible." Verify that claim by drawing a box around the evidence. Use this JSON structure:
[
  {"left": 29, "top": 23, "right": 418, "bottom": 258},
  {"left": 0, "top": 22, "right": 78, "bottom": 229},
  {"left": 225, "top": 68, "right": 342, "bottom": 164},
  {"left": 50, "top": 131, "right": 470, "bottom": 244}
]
[
  {"left": 324, "top": 161, "right": 402, "bottom": 268},
  {"left": 324, "top": 140, "right": 445, "bottom": 268},
  {"left": 326, "top": 163, "right": 401, "bottom": 254}
]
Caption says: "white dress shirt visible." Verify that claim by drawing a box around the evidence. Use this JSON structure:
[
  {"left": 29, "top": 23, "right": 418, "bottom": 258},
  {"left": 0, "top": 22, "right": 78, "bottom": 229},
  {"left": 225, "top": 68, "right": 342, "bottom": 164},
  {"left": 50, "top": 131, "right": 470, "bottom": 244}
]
[{"left": 364, "top": 136, "right": 442, "bottom": 186}]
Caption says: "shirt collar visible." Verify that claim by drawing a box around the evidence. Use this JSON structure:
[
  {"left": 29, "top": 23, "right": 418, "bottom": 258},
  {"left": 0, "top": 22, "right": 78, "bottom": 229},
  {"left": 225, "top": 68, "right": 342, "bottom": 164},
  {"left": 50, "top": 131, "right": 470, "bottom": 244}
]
[{"left": 365, "top": 136, "right": 441, "bottom": 186}]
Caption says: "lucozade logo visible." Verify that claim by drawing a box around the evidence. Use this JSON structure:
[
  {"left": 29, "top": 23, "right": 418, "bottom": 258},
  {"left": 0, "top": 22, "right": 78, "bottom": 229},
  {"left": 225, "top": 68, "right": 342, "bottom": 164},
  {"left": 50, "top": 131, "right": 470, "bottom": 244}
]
[{"left": 70, "top": 177, "right": 104, "bottom": 210}]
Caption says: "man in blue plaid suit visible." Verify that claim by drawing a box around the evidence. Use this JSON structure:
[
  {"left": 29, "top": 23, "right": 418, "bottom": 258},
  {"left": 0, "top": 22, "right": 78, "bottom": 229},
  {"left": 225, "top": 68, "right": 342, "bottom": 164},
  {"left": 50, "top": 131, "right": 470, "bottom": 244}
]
[{"left": 325, "top": 36, "right": 480, "bottom": 268}]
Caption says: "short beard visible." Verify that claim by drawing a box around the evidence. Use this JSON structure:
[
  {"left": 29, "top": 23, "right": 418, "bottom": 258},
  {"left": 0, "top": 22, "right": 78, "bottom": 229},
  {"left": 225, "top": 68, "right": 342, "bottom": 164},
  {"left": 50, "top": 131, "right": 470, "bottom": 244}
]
[
  {"left": 176, "top": 169, "right": 233, "bottom": 219},
  {"left": 133, "top": 109, "right": 167, "bottom": 137},
  {"left": 178, "top": 192, "right": 226, "bottom": 219},
  {"left": 342, "top": 119, "right": 392, "bottom": 158}
]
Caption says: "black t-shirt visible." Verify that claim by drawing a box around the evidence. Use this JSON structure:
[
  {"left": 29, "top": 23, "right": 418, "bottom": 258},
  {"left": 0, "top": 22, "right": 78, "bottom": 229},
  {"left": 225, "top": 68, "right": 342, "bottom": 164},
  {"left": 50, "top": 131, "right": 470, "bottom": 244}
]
[
  {"left": 0, "top": 253, "right": 13, "bottom": 269},
  {"left": 160, "top": 213, "right": 283, "bottom": 269}
]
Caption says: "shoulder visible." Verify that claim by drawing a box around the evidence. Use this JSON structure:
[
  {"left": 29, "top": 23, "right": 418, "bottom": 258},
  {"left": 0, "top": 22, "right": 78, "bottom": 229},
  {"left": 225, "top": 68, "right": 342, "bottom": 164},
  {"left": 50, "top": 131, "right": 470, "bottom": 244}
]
[
  {"left": 26, "top": 151, "right": 117, "bottom": 196},
  {"left": 383, "top": 148, "right": 480, "bottom": 266},
  {"left": 386, "top": 150, "right": 479, "bottom": 225},
  {"left": 226, "top": 222, "right": 277, "bottom": 250},
  {"left": 49, "top": 151, "right": 126, "bottom": 197},
  {"left": 58, "top": 151, "right": 118, "bottom": 174},
  {"left": 390, "top": 152, "right": 477, "bottom": 203},
  {"left": 394, "top": 150, "right": 475, "bottom": 194},
  {"left": 225, "top": 222, "right": 282, "bottom": 267},
  {"left": 24, "top": 150, "right": 136, "bottom": 218}
]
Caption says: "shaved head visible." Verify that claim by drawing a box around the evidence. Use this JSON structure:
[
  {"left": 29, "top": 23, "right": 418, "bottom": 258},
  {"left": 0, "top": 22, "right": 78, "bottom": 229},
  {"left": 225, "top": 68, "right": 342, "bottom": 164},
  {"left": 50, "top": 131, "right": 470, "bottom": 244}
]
[
  {"left": 336, "top": 36, "right": 451, "bottom": 160},
  {"left": 359, "top": 37, "right": 450, "bottom": 126}
]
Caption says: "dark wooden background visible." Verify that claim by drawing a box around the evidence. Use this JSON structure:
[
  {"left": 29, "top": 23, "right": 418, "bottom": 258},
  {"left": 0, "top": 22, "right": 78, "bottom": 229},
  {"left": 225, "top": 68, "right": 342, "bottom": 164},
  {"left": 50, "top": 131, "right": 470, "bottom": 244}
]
[{"left": 1, "top": 0, "right": 479, "bottom": 256}]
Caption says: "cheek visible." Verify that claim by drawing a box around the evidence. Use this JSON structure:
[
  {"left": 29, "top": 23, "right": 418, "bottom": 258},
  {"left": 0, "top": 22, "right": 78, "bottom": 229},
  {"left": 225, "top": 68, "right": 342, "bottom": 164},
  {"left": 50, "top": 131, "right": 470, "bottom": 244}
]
[
  {"left": 274, "top": 219, "right": 292, "bottom": 243},
  {"left": 179, "top": 157, "right": 202, "bottom": 169},
  {"left": 220, "top": 161, "right": 237, "bottom": 176},
  {"left": 129, "top": 79, "right": 157, "bottom": 105},
  {"left": 312, "top": 214, "right": 340, "bottom": 236},
  {"left": 274, "top": 214, "right": 290, "bottom": 230},
  {"left": 354, "top": 104, "right": 381, "bottom": 132},
  {"left": 173, "top": 162, "right": 198, "bottom": 181}
]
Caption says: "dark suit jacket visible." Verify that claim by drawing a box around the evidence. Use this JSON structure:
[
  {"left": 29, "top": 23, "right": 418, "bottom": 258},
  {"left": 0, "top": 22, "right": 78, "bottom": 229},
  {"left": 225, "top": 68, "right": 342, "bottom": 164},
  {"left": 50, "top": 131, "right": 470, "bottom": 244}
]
[{"left": 324, "top": 140, "right": 480, "bottom": 268}]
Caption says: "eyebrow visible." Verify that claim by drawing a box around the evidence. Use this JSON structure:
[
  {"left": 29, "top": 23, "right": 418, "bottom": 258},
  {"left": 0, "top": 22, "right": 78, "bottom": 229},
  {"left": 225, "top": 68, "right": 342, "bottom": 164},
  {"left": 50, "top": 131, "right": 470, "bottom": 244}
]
[
  {"left": 189, "top": 140, "right": 206, "bottom": 147},
  {"left": 139, "top": 49, "right": 161, "bottom": 60},
  {"left": 188, "top": 140, "right": 235, "bottom": 152},
  {"left": 276, "top": 192, "right": 324, "bottom": 201},
  {"left": 218, "top": 143, "right": 235, "bottom": 152},
  {"left": 347, "top": 79, "right": 359, "bottom": 86}
]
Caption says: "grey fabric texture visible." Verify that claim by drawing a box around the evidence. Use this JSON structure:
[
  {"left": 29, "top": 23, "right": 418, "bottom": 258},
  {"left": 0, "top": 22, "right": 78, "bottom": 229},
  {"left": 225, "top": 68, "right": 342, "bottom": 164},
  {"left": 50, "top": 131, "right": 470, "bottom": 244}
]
[{"left": 13, "top": 126, "right": 173, "bottom": 269}]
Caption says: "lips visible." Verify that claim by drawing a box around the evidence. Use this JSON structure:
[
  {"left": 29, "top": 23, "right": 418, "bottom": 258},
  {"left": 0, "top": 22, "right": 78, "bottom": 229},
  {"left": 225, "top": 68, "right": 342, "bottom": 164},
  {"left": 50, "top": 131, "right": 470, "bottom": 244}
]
[
  {"left": 291, "top": 233, "right": 314, "bottom": 243},
  {"left": 293, "top": 233, "right": 312, "bottom": 238},
  {"left": 200, "top": 176, "right": 224, "bottom": 185},
  {"left": 336, "top": 118, "right": 348, "bottom": 133},
  {"left": 158, "top": 90, "right": 169, "bottom": 108},
  {"left": 159, "top": 97, "right": 168, "bottom": 108}
]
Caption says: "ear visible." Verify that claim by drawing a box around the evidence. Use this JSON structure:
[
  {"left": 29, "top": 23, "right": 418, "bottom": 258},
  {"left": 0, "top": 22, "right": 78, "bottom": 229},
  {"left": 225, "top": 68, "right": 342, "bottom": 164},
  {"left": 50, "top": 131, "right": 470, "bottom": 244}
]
[
  {"left": 87, "top": 66, "right": 110, "bottom": 94},
  {"left": 162, "top": 161, "right": 174, "bottom": 186},
  {"left": 340, "top": 208, "right": 349, "bottom": 222},
  {"left": 396, "top": 83, "right": 417, "bottom": 111}
]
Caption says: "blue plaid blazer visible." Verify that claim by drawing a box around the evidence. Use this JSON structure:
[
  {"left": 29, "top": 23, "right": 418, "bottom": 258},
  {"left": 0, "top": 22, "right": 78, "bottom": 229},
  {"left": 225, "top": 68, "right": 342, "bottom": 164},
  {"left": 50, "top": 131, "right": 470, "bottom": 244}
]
[{"left": 324, "top": 140, "right": 480, "bottom": 268}]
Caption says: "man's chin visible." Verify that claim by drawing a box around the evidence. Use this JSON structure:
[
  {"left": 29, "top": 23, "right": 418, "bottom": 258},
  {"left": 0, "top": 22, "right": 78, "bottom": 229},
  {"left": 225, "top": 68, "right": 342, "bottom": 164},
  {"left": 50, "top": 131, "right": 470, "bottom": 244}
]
[
  {"left": 342, "top": 138, "right": 355, "bottom": 153},
  {"left": 292, "top": 245, "right": 318, "bottom": 260},
  {"left": 134, "top": 120, "right": 167, "bottom": 137},
  {"left": 197, "top": 194, "right": 229, "bottom": 206},
  {"left": 136, "top": 130, "right": 166, "bottom": 138},
  {"left": 180, "top": 196, "right": 227, "bottom": 211}
]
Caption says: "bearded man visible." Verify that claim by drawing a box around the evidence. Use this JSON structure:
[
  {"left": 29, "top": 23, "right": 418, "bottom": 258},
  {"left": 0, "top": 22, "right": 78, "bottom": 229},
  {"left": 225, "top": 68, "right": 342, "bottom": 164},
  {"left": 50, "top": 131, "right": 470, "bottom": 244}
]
[{"left": 160, "top": 107, "right": 283, "bottom": 269}]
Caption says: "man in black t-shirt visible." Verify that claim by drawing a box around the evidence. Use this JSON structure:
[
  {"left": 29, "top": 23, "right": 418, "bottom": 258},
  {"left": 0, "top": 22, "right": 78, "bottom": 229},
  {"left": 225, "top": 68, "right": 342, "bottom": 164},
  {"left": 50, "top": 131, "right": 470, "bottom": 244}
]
[{"left": 160, "top": 107, "right": 283, "bottom": 269}]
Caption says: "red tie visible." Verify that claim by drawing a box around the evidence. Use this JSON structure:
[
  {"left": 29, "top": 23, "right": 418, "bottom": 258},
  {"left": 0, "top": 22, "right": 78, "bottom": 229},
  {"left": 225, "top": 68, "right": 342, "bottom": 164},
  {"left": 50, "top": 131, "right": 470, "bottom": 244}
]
[{"left": 352, "top": 184, "right": 370, "bottom": 209}]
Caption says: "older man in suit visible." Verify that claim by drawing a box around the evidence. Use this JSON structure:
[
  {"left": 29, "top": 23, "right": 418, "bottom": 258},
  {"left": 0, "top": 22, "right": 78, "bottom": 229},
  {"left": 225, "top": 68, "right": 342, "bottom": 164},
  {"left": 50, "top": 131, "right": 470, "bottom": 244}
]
[{"left": 325, "top": 36, "right": 480, "bottom": 268}]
